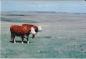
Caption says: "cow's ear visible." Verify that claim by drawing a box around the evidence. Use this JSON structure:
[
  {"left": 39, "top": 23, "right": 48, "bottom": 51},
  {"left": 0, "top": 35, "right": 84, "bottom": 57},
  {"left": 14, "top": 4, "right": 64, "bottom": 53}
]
[{"left": 30, "top": 27, "right": 36, "bottom": 34}]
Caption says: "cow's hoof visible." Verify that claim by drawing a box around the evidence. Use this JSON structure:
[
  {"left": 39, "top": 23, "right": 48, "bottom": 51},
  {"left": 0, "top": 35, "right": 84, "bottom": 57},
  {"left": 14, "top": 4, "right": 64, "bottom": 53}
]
[
  {"left": 14, "top": 42, "right": 16, "bottom": 43},
  {"left": 27, "top": 41, "right": 29, "bottom": 44},
  {"left": 22, "top": 42, "right": 24, "bottom": 44}
]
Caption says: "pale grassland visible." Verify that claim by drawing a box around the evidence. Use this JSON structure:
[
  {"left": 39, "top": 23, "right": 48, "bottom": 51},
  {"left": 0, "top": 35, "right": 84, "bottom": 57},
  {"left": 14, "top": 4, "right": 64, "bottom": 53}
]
[{"left": 1, "top": 13, "right": 86, "bottom": 58}]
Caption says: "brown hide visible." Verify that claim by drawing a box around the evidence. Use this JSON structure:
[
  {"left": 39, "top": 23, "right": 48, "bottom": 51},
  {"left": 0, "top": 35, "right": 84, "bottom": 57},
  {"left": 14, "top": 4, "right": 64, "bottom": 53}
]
[
  {"left": 10, "top": 25, "right": 30, "bottom": 36},
  {"left": 22, "top": 24, "right": 38, "bottom": 32}
]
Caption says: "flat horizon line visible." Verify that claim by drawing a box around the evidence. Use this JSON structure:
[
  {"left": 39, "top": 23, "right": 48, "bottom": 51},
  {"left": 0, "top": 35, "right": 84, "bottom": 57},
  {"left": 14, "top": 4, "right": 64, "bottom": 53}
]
[{"left": 1, "top": 11, "right": 86, "bottom": 13}]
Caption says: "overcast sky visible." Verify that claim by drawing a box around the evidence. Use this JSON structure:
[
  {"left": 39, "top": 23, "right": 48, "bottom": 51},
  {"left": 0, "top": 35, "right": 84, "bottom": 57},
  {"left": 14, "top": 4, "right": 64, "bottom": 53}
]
[
  {"left": 2, "top": 0, "right": 84, "bottom": 1},
  {"left": 1, "top": 0, "right": 86, "bottom": 13}
]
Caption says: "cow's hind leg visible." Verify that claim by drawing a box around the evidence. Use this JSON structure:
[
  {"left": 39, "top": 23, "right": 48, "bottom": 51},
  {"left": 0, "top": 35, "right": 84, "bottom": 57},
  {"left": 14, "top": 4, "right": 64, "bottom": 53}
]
[
  {"left": 13, "top": 36, "right": 16, "bottom": 43},
  {"left": 21, "top": 36, "right": 24, "bottom": 44},
  {"left": 11, "top": 33, "right": 15, "bottom": 43}
]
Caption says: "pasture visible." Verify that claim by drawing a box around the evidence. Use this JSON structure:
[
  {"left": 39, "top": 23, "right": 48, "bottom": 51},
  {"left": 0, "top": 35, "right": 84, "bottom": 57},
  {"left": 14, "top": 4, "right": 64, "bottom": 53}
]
[{"left": 0, "top": 13, "right": 86, "bottom": 58}]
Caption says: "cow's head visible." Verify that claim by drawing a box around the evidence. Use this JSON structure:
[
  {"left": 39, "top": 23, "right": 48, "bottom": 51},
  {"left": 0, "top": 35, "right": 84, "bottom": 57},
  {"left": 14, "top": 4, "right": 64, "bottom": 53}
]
[
  {"left": 30, "top": 27, "right": 36, "bottom": 35},
  {"left": 30, "top": 25, "right": 42, "bottom": 38},
  {"left": 37, "top": 25, "right": 42, "bottom": 32}
]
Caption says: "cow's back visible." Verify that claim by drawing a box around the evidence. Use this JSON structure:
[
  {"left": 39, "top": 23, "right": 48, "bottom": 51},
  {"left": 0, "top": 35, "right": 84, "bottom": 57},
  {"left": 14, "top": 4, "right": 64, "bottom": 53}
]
[
  {"left": 22, "top": 24, "right": 38, "bottom": 32},
  {"left": 10, "top": 25, "right": 29, "bottom": 35}
]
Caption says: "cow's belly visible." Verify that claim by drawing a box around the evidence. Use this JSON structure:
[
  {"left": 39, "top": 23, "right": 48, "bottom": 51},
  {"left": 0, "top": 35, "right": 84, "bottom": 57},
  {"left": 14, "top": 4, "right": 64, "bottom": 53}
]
[{"left": 13, "top": 32, "right": 26, "bottom": 36}]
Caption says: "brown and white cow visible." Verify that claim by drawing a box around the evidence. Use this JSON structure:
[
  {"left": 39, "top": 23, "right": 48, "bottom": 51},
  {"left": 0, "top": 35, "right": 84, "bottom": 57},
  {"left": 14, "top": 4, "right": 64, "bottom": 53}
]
[{"left": 10, "top": 24, "right": 36, "bottom": 44}]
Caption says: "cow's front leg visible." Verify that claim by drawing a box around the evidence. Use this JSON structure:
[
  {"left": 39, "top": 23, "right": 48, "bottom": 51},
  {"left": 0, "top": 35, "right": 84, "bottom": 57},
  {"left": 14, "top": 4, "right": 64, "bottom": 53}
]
[
  {"left": 26, "top": 35, "right": 29, "bottom": 44},
  {"left": 32, "top": 34, "right": 35, "bottom": 39}
]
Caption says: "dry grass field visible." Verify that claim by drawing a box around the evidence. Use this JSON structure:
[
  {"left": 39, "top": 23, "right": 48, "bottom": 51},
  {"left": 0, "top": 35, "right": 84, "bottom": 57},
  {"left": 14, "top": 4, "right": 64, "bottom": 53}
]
[{"left": 1, "top": 12, "right": 86, "bottom": 58}]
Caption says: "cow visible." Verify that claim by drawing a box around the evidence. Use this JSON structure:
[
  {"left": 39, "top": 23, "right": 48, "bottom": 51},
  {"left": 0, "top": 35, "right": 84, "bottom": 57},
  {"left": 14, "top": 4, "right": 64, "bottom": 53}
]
[
  {"left": 22, "top": 24, "right": 42, "bottom": 38},
  {"left": 10, "top": 25, "right": 36, "bottom": 44}
]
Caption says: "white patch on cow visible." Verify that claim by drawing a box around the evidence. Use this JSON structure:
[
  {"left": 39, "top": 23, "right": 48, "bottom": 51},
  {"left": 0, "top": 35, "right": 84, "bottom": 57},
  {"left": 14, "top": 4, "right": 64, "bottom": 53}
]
[
  {"left": 37, "top": 25, "right": 42, "bottom": 31},
  {"left": 30, "top": 27, "right": 36, "bottom": 34}
]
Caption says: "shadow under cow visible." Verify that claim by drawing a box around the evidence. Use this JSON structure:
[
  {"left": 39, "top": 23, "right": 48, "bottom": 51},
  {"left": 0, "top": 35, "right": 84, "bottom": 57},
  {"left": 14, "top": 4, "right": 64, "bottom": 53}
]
[{"left": 9, "top": 40, "right": 32, "bottom": 44}]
